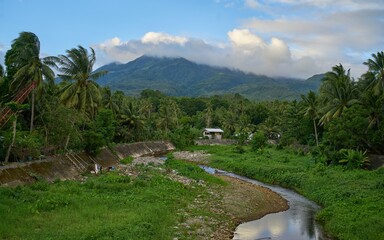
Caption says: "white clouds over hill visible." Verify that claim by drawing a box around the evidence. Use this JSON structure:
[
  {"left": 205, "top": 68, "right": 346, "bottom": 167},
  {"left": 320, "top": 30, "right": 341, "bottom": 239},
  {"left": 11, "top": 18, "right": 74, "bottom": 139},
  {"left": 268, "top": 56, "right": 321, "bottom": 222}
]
[{"left": 94, "top": 0, "right": 383, "bottom": 78}]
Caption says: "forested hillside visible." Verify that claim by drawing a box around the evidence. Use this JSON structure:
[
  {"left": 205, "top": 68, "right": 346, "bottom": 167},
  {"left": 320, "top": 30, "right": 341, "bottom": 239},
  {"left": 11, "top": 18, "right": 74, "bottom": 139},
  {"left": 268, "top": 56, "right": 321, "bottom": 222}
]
[{"left": 95, "top": 55, "right": 322, "bottom": 100}]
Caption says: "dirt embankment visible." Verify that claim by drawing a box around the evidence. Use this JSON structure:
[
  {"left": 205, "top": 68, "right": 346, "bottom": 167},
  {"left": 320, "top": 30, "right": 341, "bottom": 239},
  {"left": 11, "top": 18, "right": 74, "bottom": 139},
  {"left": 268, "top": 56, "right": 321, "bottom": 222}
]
[{"left": 0, "top": 141, "right": 175, "bottom": 187}]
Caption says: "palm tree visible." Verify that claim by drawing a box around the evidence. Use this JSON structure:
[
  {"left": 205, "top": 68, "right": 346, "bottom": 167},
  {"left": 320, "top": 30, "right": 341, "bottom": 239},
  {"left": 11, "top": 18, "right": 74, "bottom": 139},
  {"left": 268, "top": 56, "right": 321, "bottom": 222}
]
[
  {"left": 53, "top": 46, "right": 107, "bottom": 119},
  {"left": 119, "top": 101, "right": 145, "bottom": 130},
  {"left": 301, "top": 91, "right": 320, "bottom": 146},
  {"left": 203, "top": 101, "right": 213, "bottom": 128},
  {"left": 363, "top": 51, "right": 384, "bottom": 95},
  {"left": 157, "top": 98, "right": 180, "bottom": 136},
  {"left": 360, "top": 89, "right": 384, "bottom": 130},
  {"left": 102, "top": 87, "right": 120, "bottom": 115},
  {"left": 5, "top": 32, "right": 55, "bottom": 132},
  {"left": 319, "top": 64, "right": 359, "bottom": 125}
]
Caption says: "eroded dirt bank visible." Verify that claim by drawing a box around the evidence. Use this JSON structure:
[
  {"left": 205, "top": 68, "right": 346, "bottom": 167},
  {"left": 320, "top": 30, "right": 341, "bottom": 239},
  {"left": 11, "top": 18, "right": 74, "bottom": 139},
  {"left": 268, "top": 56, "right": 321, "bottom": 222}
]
[{"left": 0, "top": 141, "right": 174, "bottom": 186}]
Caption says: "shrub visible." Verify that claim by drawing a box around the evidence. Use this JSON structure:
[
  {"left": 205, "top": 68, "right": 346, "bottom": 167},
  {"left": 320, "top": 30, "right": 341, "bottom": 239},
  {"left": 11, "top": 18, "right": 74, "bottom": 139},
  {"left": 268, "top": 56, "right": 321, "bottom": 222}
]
[
  {"left": 120, "top": 156, "right": 134, "bottom": 164},
  {"left": 251, "top": 131, "right": 267, "bottom": 151},
  {"left": 338, "top": 149, "right": 370, "bottom": 169},
  {"left": 83, "top": 130, "right": 105, "bottom": 156}
]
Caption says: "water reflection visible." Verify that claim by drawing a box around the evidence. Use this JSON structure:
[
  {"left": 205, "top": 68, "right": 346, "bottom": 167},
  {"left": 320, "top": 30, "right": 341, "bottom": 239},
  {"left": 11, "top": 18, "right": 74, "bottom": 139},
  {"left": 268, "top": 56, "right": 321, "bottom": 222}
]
[
  {"left": 226, "top": 172, "right": 325, "bottom": 240},
  {"left": 199, "top": 167, "right": 327, "bottom": 240}
]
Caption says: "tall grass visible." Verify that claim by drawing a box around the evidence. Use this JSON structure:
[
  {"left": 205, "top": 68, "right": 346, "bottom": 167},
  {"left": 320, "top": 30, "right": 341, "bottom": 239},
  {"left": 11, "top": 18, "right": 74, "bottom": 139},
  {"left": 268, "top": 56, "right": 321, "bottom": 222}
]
[{"left": 187, "top": 145, "right": 384, "bottom": 240}]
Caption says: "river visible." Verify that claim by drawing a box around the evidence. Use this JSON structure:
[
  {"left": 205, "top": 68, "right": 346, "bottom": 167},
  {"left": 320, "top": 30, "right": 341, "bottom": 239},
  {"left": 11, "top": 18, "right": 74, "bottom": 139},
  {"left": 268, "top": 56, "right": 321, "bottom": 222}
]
[{"left": 199, "top": 166, "right": 327, "bottom": 240}]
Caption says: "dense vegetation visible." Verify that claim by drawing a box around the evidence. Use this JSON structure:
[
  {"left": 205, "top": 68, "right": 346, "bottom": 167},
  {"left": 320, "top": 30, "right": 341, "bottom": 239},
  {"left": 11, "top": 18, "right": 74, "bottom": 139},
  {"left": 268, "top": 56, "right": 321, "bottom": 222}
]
[
  {"left": 1, "top": 35, "right": 383, "bottom": 166},
  {"left": 188, "top": 145, "right": 384, "bottom": 240}
]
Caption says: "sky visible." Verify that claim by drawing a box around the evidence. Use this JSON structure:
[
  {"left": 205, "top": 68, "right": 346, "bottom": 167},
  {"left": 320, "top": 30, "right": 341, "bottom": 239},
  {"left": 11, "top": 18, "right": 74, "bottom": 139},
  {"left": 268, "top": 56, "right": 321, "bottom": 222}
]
[{"left": 0, "top": 0, "right": 383, "bottom": 79}]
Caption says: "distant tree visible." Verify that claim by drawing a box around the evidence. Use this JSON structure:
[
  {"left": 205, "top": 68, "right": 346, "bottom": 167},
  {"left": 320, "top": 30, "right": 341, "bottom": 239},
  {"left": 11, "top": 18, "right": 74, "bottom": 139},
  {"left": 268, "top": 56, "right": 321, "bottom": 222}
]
[
  {"left": 319, "top": 64, "right": 359, "bottom": 125},
  {"left": 363, "top": 51, "right": 384, "bottom": 95},
  {"left": 301, "top": 91, "right": 320, "bottom": 146},
  {"left": 102, "top": 87, "right": 120, "bottom": 115},
  {"left": 245, "top": 102, "right": 269, "bottom": 126},
  {"left": 221, "top": 110, "right": 238, "bottom": 136},
  {"left": 157, "top": 98, "right": 180, "bottom": 136},
  {"left": 119, "top": 101, "right": 145, "bottom": 131},
  {"left": 203, "top": 100, "right": 213, "bottom": 128},
  {"left": 53, "top": 46, "right": 107, "bottom": 119}
]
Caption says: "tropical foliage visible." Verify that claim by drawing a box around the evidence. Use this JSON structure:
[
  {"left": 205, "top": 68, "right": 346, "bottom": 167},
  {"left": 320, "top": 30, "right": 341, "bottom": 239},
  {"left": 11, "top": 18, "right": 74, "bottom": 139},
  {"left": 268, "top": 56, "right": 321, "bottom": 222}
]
[{"left": 0, "top": 32, "right": 383, "bottom": 168}]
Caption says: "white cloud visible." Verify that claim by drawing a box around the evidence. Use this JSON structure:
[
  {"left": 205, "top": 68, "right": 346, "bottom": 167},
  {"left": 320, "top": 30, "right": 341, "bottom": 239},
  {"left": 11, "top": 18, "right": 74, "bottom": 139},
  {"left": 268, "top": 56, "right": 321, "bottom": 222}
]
[
  {"left": 141, "top": 32, "right": 188, "bottom": 45},
  {"left": 228, "top": 29, "right": 266, "bottom": 50}
]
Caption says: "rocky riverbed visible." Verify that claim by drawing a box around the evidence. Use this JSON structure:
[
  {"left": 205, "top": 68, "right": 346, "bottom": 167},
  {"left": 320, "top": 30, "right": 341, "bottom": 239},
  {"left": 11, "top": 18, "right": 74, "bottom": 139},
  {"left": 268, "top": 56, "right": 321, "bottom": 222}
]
[{"left": 123, "top": 151, "right": 288, "bottom": 239}]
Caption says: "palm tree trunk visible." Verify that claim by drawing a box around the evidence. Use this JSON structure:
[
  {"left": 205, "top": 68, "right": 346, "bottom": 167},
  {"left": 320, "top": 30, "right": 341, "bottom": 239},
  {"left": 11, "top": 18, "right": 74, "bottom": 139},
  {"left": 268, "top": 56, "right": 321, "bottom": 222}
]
[
  {"left": 30, "top": 89, "right": 35, "bottom": 133},
  {"left": 313, "top": 119, "right": 319, "bottom": 147},
  {"left": 5, "top": 119, "right": 17, "bottom": 163},
  {"left": 64, "top": 120, "right": 75, "bottom": 151},
  {"left": 64, "top": 134, "right": 71, "bottom": 151}
]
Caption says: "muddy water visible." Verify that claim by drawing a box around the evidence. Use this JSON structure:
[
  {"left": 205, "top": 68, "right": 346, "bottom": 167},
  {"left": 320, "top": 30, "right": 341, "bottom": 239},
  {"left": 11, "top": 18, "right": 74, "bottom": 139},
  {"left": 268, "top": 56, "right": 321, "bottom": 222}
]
[{"left": 199, "top": 166, "right": 327, "bottom": 240}]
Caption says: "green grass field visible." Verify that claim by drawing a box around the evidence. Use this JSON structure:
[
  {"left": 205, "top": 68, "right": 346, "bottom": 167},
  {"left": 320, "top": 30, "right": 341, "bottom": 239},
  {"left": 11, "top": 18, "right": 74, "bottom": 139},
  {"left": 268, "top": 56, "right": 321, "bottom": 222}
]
[
  {"left": 187, "top": 145, "right": 384, "bottom": 240},
  {"left": 0, "top": 162, "right": 224, "bottom": 240}
]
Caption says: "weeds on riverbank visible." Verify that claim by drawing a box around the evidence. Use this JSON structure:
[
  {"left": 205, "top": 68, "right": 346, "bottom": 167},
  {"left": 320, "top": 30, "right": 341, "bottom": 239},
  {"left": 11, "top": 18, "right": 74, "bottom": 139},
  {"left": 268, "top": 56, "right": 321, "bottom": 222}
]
[
  {"left": 0, "top": 162, "right": 225, "bottom": 240},
  {"left": 187, "top": 145, "right": 384, "bottom": 240}
]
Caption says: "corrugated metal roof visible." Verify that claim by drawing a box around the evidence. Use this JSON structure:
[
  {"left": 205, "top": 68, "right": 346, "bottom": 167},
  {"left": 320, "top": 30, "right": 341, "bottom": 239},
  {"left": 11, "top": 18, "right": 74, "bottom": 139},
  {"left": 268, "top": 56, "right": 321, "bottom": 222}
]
[{"left": 203, "top": 128, "right": 224, "bottom": 133}]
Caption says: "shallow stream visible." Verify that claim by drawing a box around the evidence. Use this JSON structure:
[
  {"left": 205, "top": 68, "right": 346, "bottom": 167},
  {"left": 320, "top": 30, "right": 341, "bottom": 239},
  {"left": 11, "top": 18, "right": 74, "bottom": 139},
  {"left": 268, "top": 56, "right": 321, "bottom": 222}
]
[{"left": 199, "top": 166, "right": 327, "bottom": 240}]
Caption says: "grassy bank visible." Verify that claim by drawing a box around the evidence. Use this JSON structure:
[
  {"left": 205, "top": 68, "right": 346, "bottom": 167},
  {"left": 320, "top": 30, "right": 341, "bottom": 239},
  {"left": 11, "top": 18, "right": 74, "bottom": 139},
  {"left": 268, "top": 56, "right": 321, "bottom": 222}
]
[
  {"left": 188, "top": 145, "right": 384, "bottom": 240},
  {"left": 0, "top": 162, "right": 225, "bottom": 240}
]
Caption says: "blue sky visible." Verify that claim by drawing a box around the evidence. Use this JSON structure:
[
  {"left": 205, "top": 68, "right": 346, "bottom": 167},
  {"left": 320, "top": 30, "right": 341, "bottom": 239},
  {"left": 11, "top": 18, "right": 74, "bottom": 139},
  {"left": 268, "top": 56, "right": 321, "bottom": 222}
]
[{"left": 1, "top": 0, "right": 383, "bottom": 78}]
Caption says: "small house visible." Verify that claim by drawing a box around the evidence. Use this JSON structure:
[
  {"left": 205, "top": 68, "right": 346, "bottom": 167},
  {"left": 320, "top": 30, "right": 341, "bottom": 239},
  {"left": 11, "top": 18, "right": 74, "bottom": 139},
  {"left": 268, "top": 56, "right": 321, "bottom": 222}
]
[{"left": 202, "top": 128, "right": 224, "bottom": 140}]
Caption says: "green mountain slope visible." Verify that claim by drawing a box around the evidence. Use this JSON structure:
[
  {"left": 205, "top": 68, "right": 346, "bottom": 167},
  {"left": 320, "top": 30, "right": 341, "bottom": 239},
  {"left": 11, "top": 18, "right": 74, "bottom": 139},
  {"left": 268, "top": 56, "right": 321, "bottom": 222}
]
[{"left": 95, "top": 55, "right": 324, "bottom": 100}]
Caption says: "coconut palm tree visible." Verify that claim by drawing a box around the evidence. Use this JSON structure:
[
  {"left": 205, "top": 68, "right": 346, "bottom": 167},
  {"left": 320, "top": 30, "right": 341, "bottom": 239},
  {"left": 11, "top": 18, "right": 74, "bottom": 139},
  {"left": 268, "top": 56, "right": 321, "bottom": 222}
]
[
  {"left": 157, "top": 98, "right": 180, "bottom": 136},
  {"left": 301, "top": 91, "right": 320, "bottom": 146},
  {"left": 363, "top": 51, "right": 384, "bottom": 95},
  {"left": 5, "top": 32, "right": 55, "bottom": 132},
  {"left": 101, "top": 86, "right": 120, "bottom": 115},
  {"left": 319, "top": 64, "right": 359, "bottom": 125},
  {"left": 53, "top": 46, "right": 107, "bottom": 119}
]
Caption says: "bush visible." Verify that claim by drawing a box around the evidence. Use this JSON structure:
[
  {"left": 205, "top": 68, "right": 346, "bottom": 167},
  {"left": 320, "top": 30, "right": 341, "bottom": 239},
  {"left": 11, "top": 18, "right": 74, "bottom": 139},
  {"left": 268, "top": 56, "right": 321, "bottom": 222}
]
[
  {"left": 338, "top": 149, "right": 370, "bottom": 169},
  {"left": 11, "top": 131, "right": 43, "bottom": 161},
  {"left": 83, "top": 130, "right": 105, "bottom": 156},
  {"left": 251, "top": 131, "right": 267, "bottom": 151},
  {"left": 120, "top": 156, "right": 134, "bottom": 164},
  {"left": 169, "top": 126, "right": 199, "bottom": 149}
]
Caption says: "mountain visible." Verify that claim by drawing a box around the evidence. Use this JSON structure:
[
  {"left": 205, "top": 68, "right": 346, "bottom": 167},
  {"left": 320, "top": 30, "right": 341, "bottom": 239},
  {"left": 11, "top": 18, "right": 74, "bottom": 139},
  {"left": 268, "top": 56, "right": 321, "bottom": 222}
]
[{"left": 95, "top": 55, "right": 324, "bottom": 100}]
